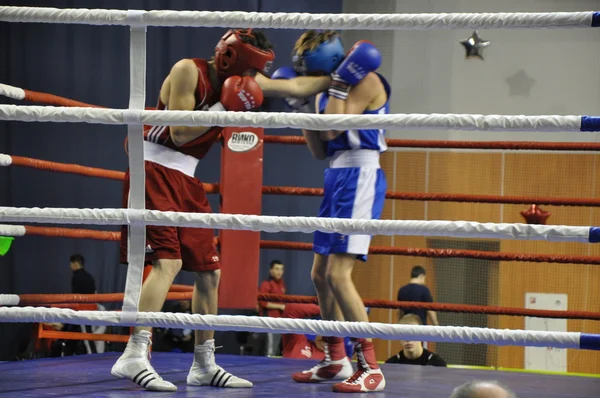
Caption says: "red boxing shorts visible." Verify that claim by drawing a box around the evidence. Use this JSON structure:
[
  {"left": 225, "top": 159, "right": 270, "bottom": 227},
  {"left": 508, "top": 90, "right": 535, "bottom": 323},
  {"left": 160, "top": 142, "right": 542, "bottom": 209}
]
[{"left": 119, "top": 161, "right": 220, "bottom": 272}]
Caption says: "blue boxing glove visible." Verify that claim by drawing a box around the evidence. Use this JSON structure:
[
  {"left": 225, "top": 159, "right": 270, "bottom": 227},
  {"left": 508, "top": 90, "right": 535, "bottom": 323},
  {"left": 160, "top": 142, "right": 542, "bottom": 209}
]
[
  {"left": 272, "top": 66, "right": 311, "bottom": 113},
  {"left": 271, "top": 66, "right": 296, "bottom": 80},
  {"left": 328, "top": 41, "right": 382, "bottom": 101}
]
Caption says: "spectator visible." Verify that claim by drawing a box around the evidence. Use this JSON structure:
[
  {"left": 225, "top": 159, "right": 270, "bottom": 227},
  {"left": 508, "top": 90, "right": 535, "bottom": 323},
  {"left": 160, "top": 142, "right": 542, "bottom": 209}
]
[
  {"left": 449, "top": 380, "right": 517, "bottom": 398},
  {"left": 281, "top": 303, "right": 353, "bottom": 360},
  {"left": 70, "top": 254, "right": 96, "bottom": 294},
  {"left": 385, "top": 314, "right": 446, "bottom": 366},
  {"left": 51, "top": 254, "right": 99, "bottom": 356},
  {"left": 18, "top": 255, "right": 99, "bottom": 359},
  {"left": 258, "top": 260, "right": 286, "bottom": 317},
  {"left": 397, "top": 265, "right": 439, "bottom": 326},
  {"left": 258, "top": 260, "right": 287, "bottom": 356}
]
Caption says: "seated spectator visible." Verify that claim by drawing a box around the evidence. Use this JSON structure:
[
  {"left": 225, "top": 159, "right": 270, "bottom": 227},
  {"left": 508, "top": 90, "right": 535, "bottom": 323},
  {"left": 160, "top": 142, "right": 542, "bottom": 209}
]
[
  {"left": 258, "top": 260, "right": 287, "bottom": 356},
  {"left": 385, "top": 314, "right": 446, "bottom": 366},
  {"left": 258, "top": 260, "right": 286, "bottom": 317},
  {"left": 281, "top": 303, "right": 353, "bottom": 360}
]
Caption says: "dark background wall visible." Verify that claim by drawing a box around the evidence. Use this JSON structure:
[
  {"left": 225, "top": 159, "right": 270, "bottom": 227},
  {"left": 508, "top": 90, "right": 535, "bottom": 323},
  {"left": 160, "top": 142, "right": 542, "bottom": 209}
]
[{"left": 0, "top": 0, "right": 342, "bottom": 359}]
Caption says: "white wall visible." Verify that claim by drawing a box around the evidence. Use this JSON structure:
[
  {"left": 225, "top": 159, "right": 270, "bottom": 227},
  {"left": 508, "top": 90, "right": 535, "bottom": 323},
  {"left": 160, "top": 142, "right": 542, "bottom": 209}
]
[{"left": 342, "top": 0, "right": 600, "bottom": 142}]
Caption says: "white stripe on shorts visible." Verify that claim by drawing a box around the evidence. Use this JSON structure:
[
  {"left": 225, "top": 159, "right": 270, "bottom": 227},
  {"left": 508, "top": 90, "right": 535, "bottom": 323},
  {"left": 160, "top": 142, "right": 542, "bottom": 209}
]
[{"left": 347, "top": 167, "right": 377, "bottom": 255}]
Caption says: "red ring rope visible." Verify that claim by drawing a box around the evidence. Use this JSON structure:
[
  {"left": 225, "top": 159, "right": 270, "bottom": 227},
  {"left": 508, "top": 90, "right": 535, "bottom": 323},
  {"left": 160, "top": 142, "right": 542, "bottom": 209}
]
[
  {"left": 261, "top": 186, "right": 600, "bottom": 207},
  {"left": 170, "top": 284, "right": 194, "bottom": 292},
  {"left": 22, "top": 90, "right": 105, "bottom": 108},
  {"left": 15, "top": 292, "right": 192, "bottom": 305},
  {"left": 23, "top": 226, "right": 120, "bottom": 241},
  {"left": 13, "top": 226, "right": 600, "bottom": 265},
  {"left": 258, "top": 294, "right": 600, "bottom": 321},
  {"left": 9, "top": 292, "right": 600, "bottom": 320},
  {"left": 259, "top": 240, "right": 600, "bottom": 265},
  {"left": 5, "top": 155, "right": 600, "bottom": 207},
  {"left": 263, "top": 135, "right": 600, "bottom": 151},
  {"left": 10, "top": 156, "right": 125, "bottom": 181}
]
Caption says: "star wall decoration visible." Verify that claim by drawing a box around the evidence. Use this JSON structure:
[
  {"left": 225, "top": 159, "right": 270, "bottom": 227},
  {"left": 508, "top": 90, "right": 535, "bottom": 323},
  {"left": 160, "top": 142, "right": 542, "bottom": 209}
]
[
  {"left": 520, "top": 204, "right": 551, "bottom": 225},
  {"left": 459, "top": 30, "right": 490, "bottom": 60},
  {"left": 505, "top": 69, "right": 537, "bottom": 97}
]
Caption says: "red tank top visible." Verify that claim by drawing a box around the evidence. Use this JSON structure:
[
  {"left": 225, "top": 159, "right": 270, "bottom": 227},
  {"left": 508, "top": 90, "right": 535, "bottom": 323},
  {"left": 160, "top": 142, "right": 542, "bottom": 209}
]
[{"left": 143, "top": 58, "right": 221, "bottom": 160}]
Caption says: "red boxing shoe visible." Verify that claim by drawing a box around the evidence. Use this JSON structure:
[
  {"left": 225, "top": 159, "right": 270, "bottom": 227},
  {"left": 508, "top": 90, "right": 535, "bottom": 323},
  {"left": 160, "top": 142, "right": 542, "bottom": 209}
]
[
  {"left": 292, "top": 337, "right": 353, "bottom": 383},
  {"left": 332, "top": 339, "right": 385, "bottom": 393}
]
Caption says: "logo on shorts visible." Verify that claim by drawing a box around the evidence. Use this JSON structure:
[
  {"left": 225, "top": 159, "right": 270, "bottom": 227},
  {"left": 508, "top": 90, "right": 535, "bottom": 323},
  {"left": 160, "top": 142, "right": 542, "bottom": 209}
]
[
  {"left": 145, "top": 245, "right": 154, "bottom": 253},
  {"left": 212, "top": 256, "right": 219, "bottom": 263},
  {"left": 227, "top": 132, "right": 259, "bottom": 153}
]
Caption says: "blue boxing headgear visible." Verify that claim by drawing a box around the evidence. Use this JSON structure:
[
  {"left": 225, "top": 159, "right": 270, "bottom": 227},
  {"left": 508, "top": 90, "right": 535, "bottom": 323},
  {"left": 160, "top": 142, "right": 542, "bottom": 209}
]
[{"left": 293, "top": 35, "right": 345, "bottom": 76}]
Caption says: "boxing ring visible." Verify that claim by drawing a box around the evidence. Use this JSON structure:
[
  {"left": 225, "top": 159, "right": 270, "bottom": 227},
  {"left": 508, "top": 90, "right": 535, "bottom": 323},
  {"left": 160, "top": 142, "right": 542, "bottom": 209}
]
[{"left": 2, "top": 5, "right": 600, "bottom": 397}]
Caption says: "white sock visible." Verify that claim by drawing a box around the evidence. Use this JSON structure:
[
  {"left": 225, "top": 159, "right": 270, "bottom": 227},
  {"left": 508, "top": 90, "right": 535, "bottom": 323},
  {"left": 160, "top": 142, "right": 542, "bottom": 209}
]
[
  {"left": 192, "top": 339, "right": 216, "bottom": 371},
  {"left": 122, "top": 330, "right": 152, "bottom": 358}
]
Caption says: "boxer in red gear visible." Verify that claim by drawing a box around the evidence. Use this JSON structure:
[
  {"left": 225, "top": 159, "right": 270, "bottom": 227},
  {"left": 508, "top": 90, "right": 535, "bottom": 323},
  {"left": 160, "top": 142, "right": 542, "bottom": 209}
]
[
  {"left": 113, "top": 28, "right": 337, "bottom": 393},
  {"left": 113, "top": 29, "right": 273, "bottom": 393}
]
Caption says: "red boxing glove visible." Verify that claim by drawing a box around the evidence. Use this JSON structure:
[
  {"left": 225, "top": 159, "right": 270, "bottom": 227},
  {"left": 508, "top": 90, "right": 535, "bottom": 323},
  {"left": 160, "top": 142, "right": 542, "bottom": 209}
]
[{"left": 219, "top": 76, "right": 264, "bottom": 111}]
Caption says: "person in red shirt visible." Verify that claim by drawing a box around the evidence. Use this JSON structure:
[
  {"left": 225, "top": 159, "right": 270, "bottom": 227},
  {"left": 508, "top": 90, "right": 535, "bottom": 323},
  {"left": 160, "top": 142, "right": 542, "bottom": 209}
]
[
  {"left": 282, "top": 303, "right": 325, "bottom": 360},
  {"left": 282, "top": 304, "right": 354, "bottom": 361},
  {"left": 257, "top": 260, "right": 286, "bottom": 356},
  {"left": 259, "top": 260, "right": 287, "bottom": 317},
  {"left": 113, "top": 29, "right": 332, "bottom": 393}
]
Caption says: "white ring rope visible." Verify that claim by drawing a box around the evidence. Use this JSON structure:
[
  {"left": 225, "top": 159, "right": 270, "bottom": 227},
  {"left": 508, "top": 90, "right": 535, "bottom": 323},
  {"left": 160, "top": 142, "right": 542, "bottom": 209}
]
[
  {"left": 0, "top": 83, "right": 25, "bottom": 101},
  {"left": 0, "top": 224, "right": 25, "bottom": 237},
  {"left": 0, "top": 154, "right": 13, "bottom": 167},
  {"left": 0, "top": 207, "right": 591, "bottom": 243},
  {"left": 0, "top": 7, "right": 596, "bottom": 30},
  {"left": 0, "top": 105, "right": 590, "bottom": 132},
  {"left": 0, "top": 295, "right": 20, "bottom": 306},
  {"left": 0, "top": 306, "right": 582, "bottom": 350}
]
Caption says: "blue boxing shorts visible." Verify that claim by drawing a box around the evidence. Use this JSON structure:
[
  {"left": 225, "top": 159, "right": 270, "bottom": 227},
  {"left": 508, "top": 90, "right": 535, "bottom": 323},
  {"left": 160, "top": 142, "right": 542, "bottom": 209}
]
[{"left": 313, "top": 165, "right": 387, "bottom": 262}]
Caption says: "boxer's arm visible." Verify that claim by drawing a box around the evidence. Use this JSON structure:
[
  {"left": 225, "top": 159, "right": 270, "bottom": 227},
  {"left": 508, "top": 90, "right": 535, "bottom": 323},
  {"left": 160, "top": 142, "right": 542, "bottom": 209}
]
[
  {"left": 320, "top": 72, "right": 380, "bottom": 141},
  {"left": 167, "top": 59, "right": 214, "bottom": 147},
  {"left": 258, "top": 280, "right": 270, "bottom": 310},
  {"left": 303, "top": 93, "right": 328, "bottom": 160},
  {"left": 259, "top": 280, "right": 285, "bottom": 311},
  {"left": 255, "top": 73, "right": 330, "bottom": 98}
]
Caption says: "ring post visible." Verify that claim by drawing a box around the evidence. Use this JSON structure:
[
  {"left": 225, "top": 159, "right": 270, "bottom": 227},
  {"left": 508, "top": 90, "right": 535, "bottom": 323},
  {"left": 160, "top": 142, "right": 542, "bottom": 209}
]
[{"left": 218, "top": 127, "right": 264, "bottom": 309}]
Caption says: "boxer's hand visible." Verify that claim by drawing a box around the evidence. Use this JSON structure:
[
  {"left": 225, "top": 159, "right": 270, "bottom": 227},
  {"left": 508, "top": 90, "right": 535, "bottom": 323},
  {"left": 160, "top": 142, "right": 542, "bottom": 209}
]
[
  {"left": 220, "top": 76, "right": 264, "bottom": 111},
  {"left": 272, "top": 66, "right": 311, "bottom": 113},
  {"left": 329, "top": 41, "right": 382, "bottom": 101},
  {"left": 271, "top": 66, "right": 297, "bottom": 80}
]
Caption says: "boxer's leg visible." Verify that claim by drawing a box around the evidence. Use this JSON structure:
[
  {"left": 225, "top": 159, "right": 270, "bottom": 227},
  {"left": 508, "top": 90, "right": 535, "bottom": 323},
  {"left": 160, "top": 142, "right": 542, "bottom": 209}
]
[
  {"left": 179, "top": 226, "right": 253, "bottom": 388},
  {"left": 327, "top": 166, "right": 387, "bottom": 393},
  {"left": 111, "top": 258, "right": 181, "bottom": 392},
  {"left": 293, "top": 168, "right": 354, "bottom": 384}
]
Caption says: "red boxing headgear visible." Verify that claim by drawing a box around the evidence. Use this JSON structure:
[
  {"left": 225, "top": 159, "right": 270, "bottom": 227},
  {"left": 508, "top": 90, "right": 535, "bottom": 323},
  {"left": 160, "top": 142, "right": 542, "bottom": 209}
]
[{"left": 215, "top": 29, "right": 275, "bottom": 81}]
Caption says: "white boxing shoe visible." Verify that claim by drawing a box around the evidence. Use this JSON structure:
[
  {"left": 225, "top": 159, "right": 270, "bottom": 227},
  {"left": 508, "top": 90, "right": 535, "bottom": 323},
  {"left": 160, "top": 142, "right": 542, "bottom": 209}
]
[
  {"left": 186, "top": 339, "right": 253, "bottom": 388},
  {"left": 187, "top": 364, "right": 253, "bottom": 388},
  {"left": 110, "top": 330, "right": 177, "bottom": 392}
]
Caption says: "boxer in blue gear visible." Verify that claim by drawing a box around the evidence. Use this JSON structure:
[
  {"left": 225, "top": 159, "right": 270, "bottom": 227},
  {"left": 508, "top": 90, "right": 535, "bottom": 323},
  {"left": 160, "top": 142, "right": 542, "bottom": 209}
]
[{"left": 275, "top": 30, "right": 389, "bottom": 393}]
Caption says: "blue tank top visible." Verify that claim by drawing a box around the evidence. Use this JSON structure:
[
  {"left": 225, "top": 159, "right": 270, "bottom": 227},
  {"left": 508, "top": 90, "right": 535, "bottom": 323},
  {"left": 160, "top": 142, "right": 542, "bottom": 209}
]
[{"left": 318, "top": 73, "right": 391, "bottom": 158}]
